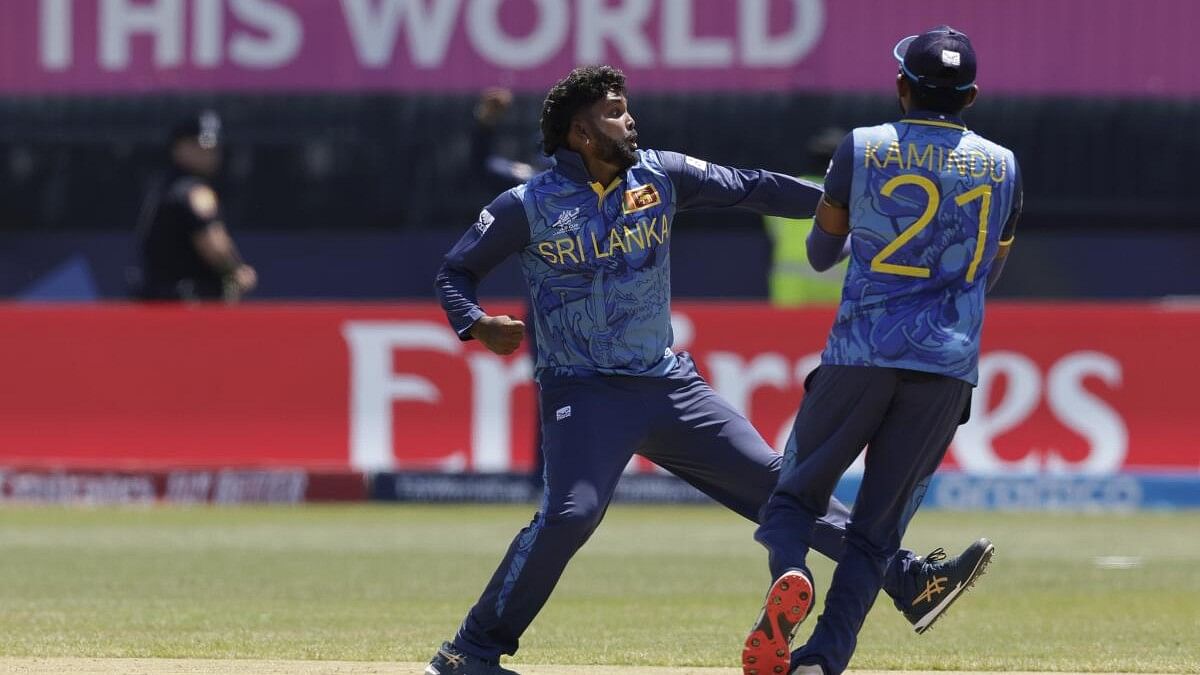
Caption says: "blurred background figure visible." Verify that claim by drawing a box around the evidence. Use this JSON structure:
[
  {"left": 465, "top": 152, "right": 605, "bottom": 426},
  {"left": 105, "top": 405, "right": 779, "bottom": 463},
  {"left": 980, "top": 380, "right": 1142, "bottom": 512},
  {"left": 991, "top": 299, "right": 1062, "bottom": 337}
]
[
  {"left": 471, "top": 88, "right": 536, "bottom": 190},
  {"left": 764, "top": 127, "right": 848, "bottom": 306},
  {"left": 132, "top": 110, "right": 257, "bottom": 303},
  {"left": 468, "top": 86, "right": 552, "bottom": 488}
]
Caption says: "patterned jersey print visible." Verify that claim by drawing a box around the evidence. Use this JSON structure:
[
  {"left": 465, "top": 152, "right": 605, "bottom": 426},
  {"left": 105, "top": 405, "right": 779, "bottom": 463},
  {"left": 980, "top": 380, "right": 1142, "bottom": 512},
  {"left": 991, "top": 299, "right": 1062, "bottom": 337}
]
[{"left": 823, "top": 118, "right": 1019, "bottom": 385}]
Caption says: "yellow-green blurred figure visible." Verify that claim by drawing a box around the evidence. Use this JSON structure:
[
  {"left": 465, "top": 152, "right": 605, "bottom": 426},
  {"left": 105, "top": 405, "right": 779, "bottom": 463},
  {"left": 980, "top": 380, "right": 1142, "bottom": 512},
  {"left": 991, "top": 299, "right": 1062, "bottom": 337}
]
[{"left": 765, "top": 127, "right": 848, "bottom": 305}]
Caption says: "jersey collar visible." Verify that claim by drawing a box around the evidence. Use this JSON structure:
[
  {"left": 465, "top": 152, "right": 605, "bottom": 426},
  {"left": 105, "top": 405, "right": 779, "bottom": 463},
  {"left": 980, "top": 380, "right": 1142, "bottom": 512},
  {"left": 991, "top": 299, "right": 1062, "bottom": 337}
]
[
  {"left": 900, "top": 109, "right": 968, "bottom": 131},
  {"left": 552, "top": 148, "right": 647, "bottom": 184},
  {"left": 553, "top": 148, "right": 594, "bottom": 184}
]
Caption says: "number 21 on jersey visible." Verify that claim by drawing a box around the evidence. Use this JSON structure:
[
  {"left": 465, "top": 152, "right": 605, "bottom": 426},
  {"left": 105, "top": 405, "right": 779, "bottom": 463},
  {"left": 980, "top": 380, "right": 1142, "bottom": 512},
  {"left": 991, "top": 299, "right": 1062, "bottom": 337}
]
[{"left": 870, "top": 174, "right": 992, "bottom": 283}]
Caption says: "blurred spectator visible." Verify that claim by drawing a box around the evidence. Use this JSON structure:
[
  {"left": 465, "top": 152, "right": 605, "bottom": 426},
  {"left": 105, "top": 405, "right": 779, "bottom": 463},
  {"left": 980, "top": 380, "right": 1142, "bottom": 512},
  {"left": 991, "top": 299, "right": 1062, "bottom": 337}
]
[
  {"left": 469, "top": 87, "right": 550, "bottom": 192},
  {"left": 132, "top": 111, "right": 257, "bottom": 303},
  {"left": 467, "top": 87, "right": 551, "bottom": 487},
  {"left": 764, "top": 127, "right": 848, "bottom": 305}
]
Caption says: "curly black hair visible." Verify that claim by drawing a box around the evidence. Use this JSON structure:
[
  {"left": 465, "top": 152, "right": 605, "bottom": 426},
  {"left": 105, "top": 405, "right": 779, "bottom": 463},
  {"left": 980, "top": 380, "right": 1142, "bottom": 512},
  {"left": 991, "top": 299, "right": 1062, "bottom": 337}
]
[{"left": 540, "top": 65, "right": 627, "bottom": 156}]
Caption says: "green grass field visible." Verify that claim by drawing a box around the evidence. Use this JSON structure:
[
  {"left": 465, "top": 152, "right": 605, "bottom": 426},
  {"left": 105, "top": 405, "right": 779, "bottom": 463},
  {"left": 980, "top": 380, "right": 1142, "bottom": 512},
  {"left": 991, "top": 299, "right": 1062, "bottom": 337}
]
[{"left": 0, "top": 504, "right": 1196, "bottom": 673}]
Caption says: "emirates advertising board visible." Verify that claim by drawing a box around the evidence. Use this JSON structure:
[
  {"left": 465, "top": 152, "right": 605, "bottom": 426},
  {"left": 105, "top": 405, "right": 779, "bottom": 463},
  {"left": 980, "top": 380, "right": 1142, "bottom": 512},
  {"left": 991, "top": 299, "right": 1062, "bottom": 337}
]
[{"left": 0, "top": 302, "right": 1195, "bottom": 508}]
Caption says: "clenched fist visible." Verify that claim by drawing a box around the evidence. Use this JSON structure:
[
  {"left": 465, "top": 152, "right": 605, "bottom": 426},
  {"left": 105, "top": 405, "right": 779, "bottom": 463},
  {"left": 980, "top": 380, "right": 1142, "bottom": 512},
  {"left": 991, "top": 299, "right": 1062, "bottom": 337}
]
[{"left": 470, "top": 314, "right": 526, "bottom": 355}]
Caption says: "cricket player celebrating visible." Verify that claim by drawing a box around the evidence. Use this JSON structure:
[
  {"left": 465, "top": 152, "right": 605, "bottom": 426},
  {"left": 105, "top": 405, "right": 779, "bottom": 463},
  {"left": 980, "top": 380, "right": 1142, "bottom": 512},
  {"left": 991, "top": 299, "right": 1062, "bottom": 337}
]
[
  {"left": 745, "top": 26, "right": 1019, "bottom": 675},
  {"left": 429, "top": 65, "right": 992, "bottom": 675}
]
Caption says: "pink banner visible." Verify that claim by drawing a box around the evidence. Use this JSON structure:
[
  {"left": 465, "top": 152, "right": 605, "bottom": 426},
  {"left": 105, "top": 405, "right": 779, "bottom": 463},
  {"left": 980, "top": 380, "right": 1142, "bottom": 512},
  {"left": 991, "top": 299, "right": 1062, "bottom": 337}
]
[{"left": 1, "top": 0, "right": 1195, "bottom": 97}]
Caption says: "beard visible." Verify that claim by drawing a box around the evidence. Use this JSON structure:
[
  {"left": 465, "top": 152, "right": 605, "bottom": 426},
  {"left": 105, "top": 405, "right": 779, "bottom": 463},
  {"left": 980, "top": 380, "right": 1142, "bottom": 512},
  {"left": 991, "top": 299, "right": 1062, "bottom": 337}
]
[{"left": 595, "top": 132, "right": 638, "bottom": 170}]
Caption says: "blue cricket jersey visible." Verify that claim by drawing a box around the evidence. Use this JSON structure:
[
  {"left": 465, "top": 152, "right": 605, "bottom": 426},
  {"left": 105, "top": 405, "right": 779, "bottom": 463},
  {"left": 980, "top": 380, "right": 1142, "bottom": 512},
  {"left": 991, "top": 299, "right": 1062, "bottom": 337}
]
[
  {"left": 436, "top": 148, "right": 823, "bottom": 379},
  {"left": 821, "top": 111, "right": 1023, "bottom": 385}
]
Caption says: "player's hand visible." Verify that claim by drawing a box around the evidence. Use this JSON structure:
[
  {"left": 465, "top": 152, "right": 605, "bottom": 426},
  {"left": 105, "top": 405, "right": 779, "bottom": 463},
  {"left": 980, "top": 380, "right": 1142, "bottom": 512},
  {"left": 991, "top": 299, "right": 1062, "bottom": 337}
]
[
  {"left": 222, "top": 264, "right": 258, "bottom": 303},
  {"left": 233, "top": 264, "right": 257, "bottom": 294},
  {"left": 470, "top": 314, "right": 525, "bottom": 355},
  {"left": 475, "top": 88, "right": 514, "bottom": 126}
]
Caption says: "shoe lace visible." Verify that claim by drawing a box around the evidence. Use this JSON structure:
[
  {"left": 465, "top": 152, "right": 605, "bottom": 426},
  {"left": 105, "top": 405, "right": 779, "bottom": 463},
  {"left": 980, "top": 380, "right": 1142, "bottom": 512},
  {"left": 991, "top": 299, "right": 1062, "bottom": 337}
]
[
  {"left": 437, "top": 647, "right": 466, "bottom": 668},
  {"left": 923, "top": 547, "right": 947, "bottom": 565}
]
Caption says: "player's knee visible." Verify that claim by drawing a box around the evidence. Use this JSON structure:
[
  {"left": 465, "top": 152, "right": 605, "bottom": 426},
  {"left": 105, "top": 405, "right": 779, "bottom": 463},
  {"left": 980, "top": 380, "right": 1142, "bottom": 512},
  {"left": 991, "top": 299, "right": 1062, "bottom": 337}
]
[{"left": 543, "top": 502, "right": 604, "bottom": 539}]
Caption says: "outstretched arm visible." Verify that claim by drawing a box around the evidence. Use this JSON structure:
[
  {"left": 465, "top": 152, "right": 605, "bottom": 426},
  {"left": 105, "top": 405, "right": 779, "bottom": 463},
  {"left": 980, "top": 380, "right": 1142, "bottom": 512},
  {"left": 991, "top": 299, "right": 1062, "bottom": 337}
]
[
  {"left": 657, "top": 150, "right": 823, "bottom": 217},
  {"left": 435, "top": 190, "right": 530, "bottom": 350},
  {"left": 806, "top": 133, "right": 854, "bottom": 272}
]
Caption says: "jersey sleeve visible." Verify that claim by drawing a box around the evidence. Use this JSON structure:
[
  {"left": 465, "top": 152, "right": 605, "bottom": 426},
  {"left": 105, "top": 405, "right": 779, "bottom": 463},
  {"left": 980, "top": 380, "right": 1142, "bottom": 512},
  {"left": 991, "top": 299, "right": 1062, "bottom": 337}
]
[
  {"left": 821, "top": 133, "right": 855, "bottom": 208},
  {"left": 435, "top": 190, "right": 531, "bottom": 340},
  {"left": 657, "top": 150, "right": 823, "bottom": 218},
  {"left": 1000, "top": 156, "right": 1023, "bottom": 242}
]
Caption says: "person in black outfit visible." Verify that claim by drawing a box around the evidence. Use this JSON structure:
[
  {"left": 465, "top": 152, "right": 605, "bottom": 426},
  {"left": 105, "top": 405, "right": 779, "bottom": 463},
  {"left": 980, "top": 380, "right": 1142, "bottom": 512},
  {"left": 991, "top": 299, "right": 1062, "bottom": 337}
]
[{"left": 134, "top": 110, "right": 257, "bottom": 302}]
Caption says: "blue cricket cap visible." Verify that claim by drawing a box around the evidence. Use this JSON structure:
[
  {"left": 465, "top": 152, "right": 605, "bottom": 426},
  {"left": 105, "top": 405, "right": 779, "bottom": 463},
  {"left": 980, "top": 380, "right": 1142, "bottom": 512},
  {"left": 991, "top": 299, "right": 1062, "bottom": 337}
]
[{"left": 894, "top": 25, "right": 977, "bottom": 91}]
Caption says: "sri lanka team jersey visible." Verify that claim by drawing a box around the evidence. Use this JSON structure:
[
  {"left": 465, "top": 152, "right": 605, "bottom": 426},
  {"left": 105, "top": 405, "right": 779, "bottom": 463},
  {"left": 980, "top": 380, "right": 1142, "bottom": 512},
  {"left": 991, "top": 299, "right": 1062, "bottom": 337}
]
[
  {"left": 437, "top": 148, "right": 823, "bottom": 379},
  {"left": 822, "top": 111, "right": 1021, "bottom": 385}
]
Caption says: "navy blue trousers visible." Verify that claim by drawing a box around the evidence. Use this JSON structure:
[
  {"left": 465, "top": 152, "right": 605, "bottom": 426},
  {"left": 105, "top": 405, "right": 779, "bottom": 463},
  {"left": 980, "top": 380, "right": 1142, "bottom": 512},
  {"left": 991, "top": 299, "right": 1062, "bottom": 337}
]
[
  {"left": 454, "top": 354, "right": 920, "bottom": 660},
  {"left": 757, "top": 365, "right": 972, "bottom": 674}
]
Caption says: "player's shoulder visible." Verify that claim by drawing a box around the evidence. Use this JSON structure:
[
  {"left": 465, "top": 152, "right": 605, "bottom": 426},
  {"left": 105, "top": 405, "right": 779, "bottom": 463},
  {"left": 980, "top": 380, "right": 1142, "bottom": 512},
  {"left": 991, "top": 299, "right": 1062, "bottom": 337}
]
[
  {"left": 165, "top": 174, "right": 207, "bottom": 200},
  {"left": 165, "top": 175, "right": 219, "bottom": 219},
  {"left": 974, "top": 132, "right": 1015, "bottom": 155},
  {"left": 515, "top": 167, "right": 559, "bottom": 206},
  {"left": 965, "top": 131, "right": 1018, "bottom": 164},
  {"left": 485, "top": 186, "right": 527, "bottom": 216},
  {"left": 186, "top": 183, "right": 219, "bottom": 220},
  {"left": 852, "top": 122, "right": 901, "bottom": 141},
  {"left": 637, "top": 148, "right": 664, "bottom": 165},
  {"left": 523, "top": 160, "right": 570, "bottom": 192},
  {"left": 640, "top": 148, "right": 709, "bottom": 178},
  {"left": 469, "top": 187, "right": 529, "bottom": 237},
  {"left": 527, "top": 153, "right": 654, "bottom": 202},
  {"left": 635, "top": 148, "right": 676, "bottom": 175},
  {"left": 845, "top": 124, "right": 900, "bottom": 157}
]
